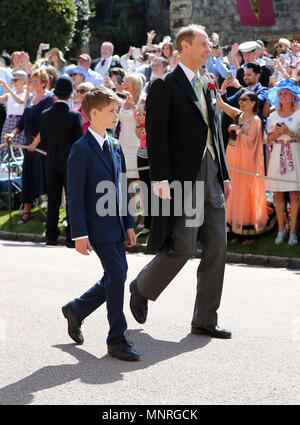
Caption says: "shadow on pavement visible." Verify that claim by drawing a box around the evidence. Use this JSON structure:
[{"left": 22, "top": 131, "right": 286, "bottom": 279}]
[{"left": 0, "top": 329, "right": 210, "bottom": 405}]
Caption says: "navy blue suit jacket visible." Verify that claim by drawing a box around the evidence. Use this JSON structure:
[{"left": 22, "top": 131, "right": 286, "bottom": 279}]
[
  {"left": 222, "top": 83, "right": 268, "bottom": 126},
  {"left": 67, "top": 130, "right": 135, "bottom": 245}
]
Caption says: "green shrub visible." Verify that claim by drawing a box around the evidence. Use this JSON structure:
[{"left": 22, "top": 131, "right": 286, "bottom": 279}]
[
  {"left": 0, "top": 0, "right": 77, "bottom": 59},
  {"left": 68, "top": 0, "right": 95, "bottom": 58}
]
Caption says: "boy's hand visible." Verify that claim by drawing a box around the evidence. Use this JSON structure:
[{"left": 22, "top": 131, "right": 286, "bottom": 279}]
[
  {"left": 125, "top": 228, "right": 136, "bottom": 247},
  {"left": 75, "top": 238, "right": 92, "bottom": 255}
]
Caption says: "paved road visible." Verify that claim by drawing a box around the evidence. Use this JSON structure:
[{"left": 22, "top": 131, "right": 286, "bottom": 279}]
[{"left": 0, "top": 239, "right": 299, "bottom": 405}]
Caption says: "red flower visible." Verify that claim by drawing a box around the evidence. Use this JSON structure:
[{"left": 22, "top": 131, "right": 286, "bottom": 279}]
[{"left": 208, "top": 82, "right": 216, "bottom": 90}]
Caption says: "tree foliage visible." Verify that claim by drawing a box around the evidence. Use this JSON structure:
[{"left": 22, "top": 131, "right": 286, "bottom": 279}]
[
  {"left": 0, "top": 0, "right": 77, "bottom": 59},
  {"left": 69, "top": 0, "right": 95, "bottom": 57}
]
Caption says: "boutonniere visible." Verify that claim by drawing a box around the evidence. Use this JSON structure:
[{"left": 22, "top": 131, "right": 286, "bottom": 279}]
[
  {"left": 112, "top": 141, "right": 120, "bottom": 154},
  {"left": 208, "top": 82, "right": 216, "bottom": 91}
]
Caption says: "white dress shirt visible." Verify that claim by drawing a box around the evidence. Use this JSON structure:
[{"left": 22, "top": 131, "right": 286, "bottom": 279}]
[
  {"left": 88, "top": 126, "right": 109, "bottom": 150},
  {"left": 94, "top": 56, "right": 112, "bottom": 77}
]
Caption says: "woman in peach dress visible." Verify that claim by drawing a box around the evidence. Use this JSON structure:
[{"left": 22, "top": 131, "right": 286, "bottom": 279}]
[{"left": 217, "top": 91, "right": 275, "bottom": 243}]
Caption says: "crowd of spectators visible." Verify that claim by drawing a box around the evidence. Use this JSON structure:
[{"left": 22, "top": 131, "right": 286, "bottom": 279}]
[{"left": 0, "top": 29, "right": 300, "bottom": 245}]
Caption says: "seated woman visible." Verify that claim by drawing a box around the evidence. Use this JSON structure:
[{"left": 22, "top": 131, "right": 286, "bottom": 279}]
[{"left": 217, "top": 91, "right": 276, "bottom": 243}]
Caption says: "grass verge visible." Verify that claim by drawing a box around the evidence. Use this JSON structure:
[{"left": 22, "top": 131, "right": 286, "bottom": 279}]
[{"left": 0, "top": 208, "right": 299, "bottom": 258}]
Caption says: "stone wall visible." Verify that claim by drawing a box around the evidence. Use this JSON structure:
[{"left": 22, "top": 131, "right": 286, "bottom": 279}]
[{"left": 170, "top": 0, "right": 300, "bottom": 51}]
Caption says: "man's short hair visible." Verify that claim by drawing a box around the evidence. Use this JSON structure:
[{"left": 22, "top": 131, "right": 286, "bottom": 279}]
[
  {"left": 101, "top": 41, "right": 114, "bottom": 50},
  {"left": 153, "top": 56, "right": 169, "bottom": 68},
  {"left": 245, "top": 62, "right": 261, "bottom": 75},
  {"left": 175, "top": 24, "right": 206, "bottom": 52},
  {"left": 82, "top": 86, "right": 121, "bottom": 121}
]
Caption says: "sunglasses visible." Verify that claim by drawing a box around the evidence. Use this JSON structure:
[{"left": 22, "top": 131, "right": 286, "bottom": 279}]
[
  {"left": 12, "top": 78, "right": 21, "bottom": 82},
  {"left": 239, "top": 97, "right": 250, "bottom": 102},
  {"left": 277, "top": 45, "right": 285, "bottom": 48},
  {"left": 76, "top": 89, "right": 88, "bottom": 94}
]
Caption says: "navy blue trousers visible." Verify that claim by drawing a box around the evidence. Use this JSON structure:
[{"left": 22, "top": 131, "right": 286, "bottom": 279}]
[{"left": 71, "top": 240, "right": 128, "bottom": 345}]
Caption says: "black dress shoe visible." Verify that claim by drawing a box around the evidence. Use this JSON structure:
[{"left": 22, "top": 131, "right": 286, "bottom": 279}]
[
  {"left": 107, "top": 340, "right": 141, "bottom": 361},
  {"left": 65, "top": 240, "right": 75, "bottom": 248},
  {"left": 46, "top": 240, "right": 57, "bottom": 246},
  {"left": 191, "top": 325, "right": 232, "bottom": 339},
  {"left": 62, "top": 302, "right": 84, "bottom": 344},
  {"left": 129, "top": 279, "right": 148, "bottom": 324}
]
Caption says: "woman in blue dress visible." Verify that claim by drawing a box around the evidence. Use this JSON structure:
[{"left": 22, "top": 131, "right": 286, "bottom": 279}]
[{"left": 4, "top": 68, "right": 54, "bottom": 223}]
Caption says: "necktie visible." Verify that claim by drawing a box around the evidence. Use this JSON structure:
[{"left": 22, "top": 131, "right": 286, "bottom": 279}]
[
  {"left": 193, "top": 75, "right": 204, "bottom": 96},
  {"left": 103, "top": 140, "right": 114, "bottom": 171},
  {"left": 192, "top": 75, "right": 216, "bottom": 160},
  {"left": 101, "top": 59, "right": 106, "bottom": 67}
]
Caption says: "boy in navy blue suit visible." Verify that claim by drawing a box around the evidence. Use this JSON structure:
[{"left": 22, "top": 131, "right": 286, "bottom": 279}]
[{"left": 62, "top": 87, "right": 140, "bottom": 361}]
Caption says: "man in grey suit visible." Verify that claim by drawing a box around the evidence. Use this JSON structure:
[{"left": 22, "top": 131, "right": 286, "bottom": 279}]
[{"left": 130, "top": 24, "right": 232, "bottom": 339}]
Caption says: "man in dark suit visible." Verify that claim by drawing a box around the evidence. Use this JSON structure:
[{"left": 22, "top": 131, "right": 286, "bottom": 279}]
[
  {"left": 236, "top": 41, "right": 272, "bottom": 88},
  {"left": 129, "top": 24, "right": 232, "bottom": 339},
  {"left": 221, "top": 62, "right": 268, "bottom": 127},
  {"left": 39, "top": 75, "right": 83, "bottom": 246},
  {"left": 62, "top": 87, "right": 140, "bottom": 361}
]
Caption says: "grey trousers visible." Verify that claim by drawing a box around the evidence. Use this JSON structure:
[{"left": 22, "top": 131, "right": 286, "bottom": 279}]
[{"left": 136, "top": 152, "right": 227, "bottom": 327}]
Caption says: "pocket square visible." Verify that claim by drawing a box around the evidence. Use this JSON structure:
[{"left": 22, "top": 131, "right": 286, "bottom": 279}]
[{"left": 212, "top": 99, "right": 216, "bottom": 105}]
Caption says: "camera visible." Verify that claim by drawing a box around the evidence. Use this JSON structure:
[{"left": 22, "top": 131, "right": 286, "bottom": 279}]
[{"left": 227, "top": 71, "right": 234, "bottom": 80}]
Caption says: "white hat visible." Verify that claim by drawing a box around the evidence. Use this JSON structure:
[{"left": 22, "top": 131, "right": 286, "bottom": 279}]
[
  {"left": 239, "top": 41, "right": 258, "bottom": 53},
  {"left": 278, "top": 38, "right": 291, "bottom": 47},
  {"left": 12, "top": 70, "right": 27, "bottom": 79}
]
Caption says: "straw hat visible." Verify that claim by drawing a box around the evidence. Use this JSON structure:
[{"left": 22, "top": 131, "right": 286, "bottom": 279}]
[{"left": 45, "top": 47, "right": 67, "bottom": 65}]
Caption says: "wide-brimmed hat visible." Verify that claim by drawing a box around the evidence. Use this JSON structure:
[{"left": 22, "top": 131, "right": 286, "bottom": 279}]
[
  {"left": 65, "top": 65, "right": 89, "bottom": 81},
  {"left": 45, "top": 47, "right": 67, "bottom": 65},
  {"left": 53, "top": 75, "right": 73, "bottom": 99},
  {"left": 264, "top": 79, "right": 300, "bottom": 106}
]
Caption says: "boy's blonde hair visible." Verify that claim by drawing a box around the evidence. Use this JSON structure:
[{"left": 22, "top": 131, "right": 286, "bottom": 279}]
[{"left": 82, "top": 86, "right": 121, "bottom": 121}]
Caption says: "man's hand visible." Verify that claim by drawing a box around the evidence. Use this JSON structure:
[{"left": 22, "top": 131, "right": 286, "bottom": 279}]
[
  {"left": 75, "top": 238, "right": 92, "bottom": 255},
  {"left": 230, "top": 43, "right": 239, "bottom": 57},
  {"left": 224, "top": 181, "right": 232, "bottom": 201},
  {"left": 228, "top": 77, "right": 241, "bottom": 89},
  {"left": 125, "top": 228, "right": 136, "bottom": 247},
  {"left": 153, "top": 181, "right": 172, "bottom": 199}
]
